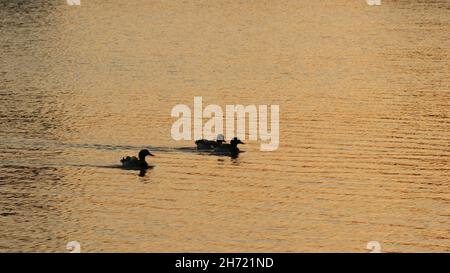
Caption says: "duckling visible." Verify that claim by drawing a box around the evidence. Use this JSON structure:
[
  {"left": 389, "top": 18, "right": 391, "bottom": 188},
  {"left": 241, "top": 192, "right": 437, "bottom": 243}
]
[
  {"left": 214, "top": 137, "right": 244, "bottom": 155},
  {"left": 195, "top": 134, "right": 226, "bottom": 150},
  {"left": 120, "top": 149, "right": 154, "bottom": 170}
]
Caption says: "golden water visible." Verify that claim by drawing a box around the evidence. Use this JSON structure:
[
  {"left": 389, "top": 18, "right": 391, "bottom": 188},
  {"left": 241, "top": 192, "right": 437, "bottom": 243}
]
[{"left": 0, "top": 0, "right": 449, "bottom": 252}]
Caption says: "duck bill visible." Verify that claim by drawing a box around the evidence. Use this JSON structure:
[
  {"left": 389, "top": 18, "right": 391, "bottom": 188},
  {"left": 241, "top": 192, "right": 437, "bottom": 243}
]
[
  {"left": 239, "top": 140, "right": 245, "bottom": 144},
  {"left": 149, "top": 153, "right": 155, "bottom": 156}
]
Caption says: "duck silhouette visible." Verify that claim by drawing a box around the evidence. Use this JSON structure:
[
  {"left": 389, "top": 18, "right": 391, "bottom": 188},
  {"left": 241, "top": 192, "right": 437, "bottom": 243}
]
[
  {"left": 120, "top": 149, "right": 154, "bottom": 170},
  {"left": 195, "top": 134, "right": 226, "bottom": 150},
  {"left": 214, "top": 137, "right": 244, "bottom": 157}
]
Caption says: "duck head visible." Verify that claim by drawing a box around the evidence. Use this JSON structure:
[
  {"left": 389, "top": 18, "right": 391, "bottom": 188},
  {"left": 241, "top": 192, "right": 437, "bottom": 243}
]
[
  {"left": 216, "top": 134, "right": 226, "bottom": 145},
  {"left": 230, "top": 137, "right": 245, "bottom": 146},
  {"left": 138, "top": 149, "right": 155, "bottom": 160}
]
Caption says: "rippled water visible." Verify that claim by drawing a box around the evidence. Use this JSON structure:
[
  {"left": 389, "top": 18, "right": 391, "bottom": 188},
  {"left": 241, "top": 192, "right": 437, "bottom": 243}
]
[{"left": 0, "top": 0, "right": 449, "bottom": 252}]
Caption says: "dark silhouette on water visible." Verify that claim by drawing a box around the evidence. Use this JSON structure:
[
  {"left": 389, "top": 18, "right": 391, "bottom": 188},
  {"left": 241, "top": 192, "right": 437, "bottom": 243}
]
[
  {"left": 214, "top": 137, "right": 244, "bottom": 158},
  {"left": 120, "top": 149, "right": 155, "bottom": 171},
  {"left": 195, "top": 134, "right": 226, "bottom": 150}
]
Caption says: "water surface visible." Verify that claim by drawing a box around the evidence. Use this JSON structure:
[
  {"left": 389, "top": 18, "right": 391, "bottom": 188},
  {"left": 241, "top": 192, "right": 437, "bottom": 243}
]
[{"left": 0, "top": 0, "right": 449, "bottom": 252}]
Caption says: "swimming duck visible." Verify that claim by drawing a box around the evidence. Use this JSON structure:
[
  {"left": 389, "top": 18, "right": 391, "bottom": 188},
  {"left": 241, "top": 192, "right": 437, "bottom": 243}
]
[
  {"left": 195, "top": 134, "right": 226, "bottom": 150},
  {"left": 120, "top": 149, "right": 154, "bottom": 170},
  {"left": 214, "top": 137, "right": 244, "bottom": 155}
]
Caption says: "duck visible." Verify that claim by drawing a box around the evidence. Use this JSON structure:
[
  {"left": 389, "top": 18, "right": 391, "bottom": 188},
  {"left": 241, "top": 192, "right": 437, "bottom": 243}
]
[
  {"left": 214, "top": 137, "right": 244, "bottom": 155},
  {"left": 195, "top": 134, "right": 226, "bottom": 150},
  {"left": 120, "top": 149, "right": 154, "bottom": 170}
]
